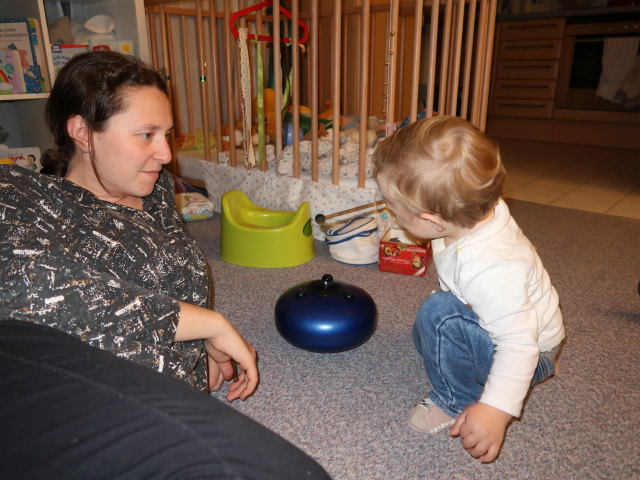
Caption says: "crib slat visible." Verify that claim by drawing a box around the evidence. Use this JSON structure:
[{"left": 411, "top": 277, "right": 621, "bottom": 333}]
[
  {"left": 358, "top": 0, "right": 371, "bottom": 189},
  {"left": 207, "top": 1, "right": 224, "bottom": 163},
  {"left": 460, "top": 0, "right": 478, "bottom": 119},
  {"left": 439, "top": 0, "right": 453, "bottom": 115},
  {"left": 478, "top": 0, "right": 497, "bottom": 132},
  {"left": 222, "top": 3, "right": 237, "bottom": 167},
  {"left": 310, "top": 0, "right": 319, "bottom": 183},
  {"left": 147, "top": 6, "right": 159, "bottom": 69},
  {"left": 164, "top": 11, "right": 181, "bottom": 175},
  {"left": 471, "top": 0, "right": 489, "bottom": 127},
  {"left": 331, "top": 0, "right": 341, "bottom": 186},
  {"left": 161, "top": 7, "right": 177, "bottom": 134},
  {"left": 179, "top": 15, "right": 194, "bottom": 135},
  {"left": 449, "top": 0, "right": 466, "bottom": 117},
  {"left": 157, "top": 5, "right": 177, "bottom": 175},
  {"left": 408, "top": 0, "right": 424, "bottom": 124},
  {"left": 425, "top": 0, "right": 439, "bottom": 119},
  {"left": 292, "top": 0, "right": 301, "bottom": 180},
  {"left": 194, "top": 0, "right": 212, "bottom": 162},
  {"left": 273, "top": 0, "right": 284, "bottom": 160},
  {"left": 253, "top": 7, "right": 267, "bottom": 172},
  {"left": 384, "top": 0, "right": 399, "bottom": 134}
]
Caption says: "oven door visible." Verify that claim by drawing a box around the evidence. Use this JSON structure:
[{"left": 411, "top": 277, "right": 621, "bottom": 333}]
[{"left": 556, "top": 20, "right": 640, "bottom": 112}]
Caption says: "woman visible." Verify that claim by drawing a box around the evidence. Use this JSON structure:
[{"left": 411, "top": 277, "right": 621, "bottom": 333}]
[
  {"left": 0, "top": 50, "right": 255, "bottom": 399},
  {"left": 0, "top": 50, "right": 332, "bottom": 479}
]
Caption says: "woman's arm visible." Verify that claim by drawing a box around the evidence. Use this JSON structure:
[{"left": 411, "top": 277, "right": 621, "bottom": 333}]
[{"left": 176, "top": 302, "right": 259, "bottom": 401}]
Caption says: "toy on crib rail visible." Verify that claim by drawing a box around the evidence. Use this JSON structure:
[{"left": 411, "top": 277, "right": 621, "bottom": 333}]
[
  {"left": 253, "top": 88, "right": 277, "bottom": 139},
  {"left": 275, "top": 274, "right": 377, "bottom": 352},
  {"left": 175, "top": 129, "right": 217, "bottom": 152},
  {"left": 318, "top": 100, "right": 385, "bottom": 142}
]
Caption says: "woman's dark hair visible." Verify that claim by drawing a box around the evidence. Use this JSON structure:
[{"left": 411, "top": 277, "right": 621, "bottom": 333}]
[{"left": 41, "top": 50, "right": 168, "bottom": 176}]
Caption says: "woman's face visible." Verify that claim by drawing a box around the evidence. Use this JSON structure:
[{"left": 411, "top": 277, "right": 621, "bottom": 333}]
[{"left": 87, "top": 86, "right": 173, "bottom": 205}]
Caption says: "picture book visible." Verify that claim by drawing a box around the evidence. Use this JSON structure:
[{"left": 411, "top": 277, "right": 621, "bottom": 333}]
[
  {"left": 0, "top": 48, "right": 26, "bottom": 94},
  {"left": 0, "top": 18, "right": 43, "bottom": 93},
  {"left": 51, "top": 43, "right": 88, "bottom": 73},
  {"left": 0, "top": 146, "right": 42, "bottom": 172},
  {"left": 27, "top": 17, "right": 49, "bottom": 91}
]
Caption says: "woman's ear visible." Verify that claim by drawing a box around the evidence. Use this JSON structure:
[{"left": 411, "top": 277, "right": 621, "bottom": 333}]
[
  {"left": 418, "top": 212, "right": 445, "bottom": 232},
  {"left": 67, "top": 115, "right": 90, "bottom": 153}
]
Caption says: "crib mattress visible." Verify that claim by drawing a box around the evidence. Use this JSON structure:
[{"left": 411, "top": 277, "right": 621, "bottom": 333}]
[
  {"left": 196, "top": 157, "right": 386, "bottom": 241},
  {"left": 175, "top": 148, "right": 379, "bottom": 189}
]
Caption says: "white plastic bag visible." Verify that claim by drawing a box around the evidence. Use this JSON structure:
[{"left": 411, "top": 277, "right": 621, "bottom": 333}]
[{"left": 325, "top": 216, "right": 379, "bottom": 265}]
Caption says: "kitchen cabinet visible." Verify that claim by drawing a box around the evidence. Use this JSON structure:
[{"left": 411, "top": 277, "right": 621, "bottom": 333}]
[{"left": 487, "top": 10, "right": 640, "bottom": 149}]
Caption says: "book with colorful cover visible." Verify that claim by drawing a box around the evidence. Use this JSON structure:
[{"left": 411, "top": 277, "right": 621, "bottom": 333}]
[
  {"left": 51, "top": 43, "right": 89, "bottom": 73},
  {"left": 27, "top": 18, "right": 49, "bottom": 91},
  {"left": 0, "top": 18, "right": 43, "bottom": 94},
  {"left": 0, "top": 146, "right": 42, "bottom": 172},
  {"left": 0, "top": 48, "right": 26, "bottom": 94}
]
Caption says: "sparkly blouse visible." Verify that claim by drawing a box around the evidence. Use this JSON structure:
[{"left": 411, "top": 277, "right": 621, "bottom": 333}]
[{"left": 0, "top": 165, "right": 209, "bottom": 389}]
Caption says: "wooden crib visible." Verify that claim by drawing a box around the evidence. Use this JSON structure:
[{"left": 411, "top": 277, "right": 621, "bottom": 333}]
[{"left": 144, "top": 0, "right": 497, "bottom": 234}]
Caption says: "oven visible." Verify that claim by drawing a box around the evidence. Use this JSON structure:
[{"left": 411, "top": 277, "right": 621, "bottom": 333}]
[{"left": 555, "top": 13, "right": 640, "bottom": 111}]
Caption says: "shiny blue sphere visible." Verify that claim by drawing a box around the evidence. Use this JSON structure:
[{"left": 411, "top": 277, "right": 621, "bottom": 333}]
[{"left": 275, "top": 274, "right": 377, "bottom": 352}]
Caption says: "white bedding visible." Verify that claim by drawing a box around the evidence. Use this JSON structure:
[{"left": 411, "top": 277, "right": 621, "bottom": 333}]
[
  {"left": 197, "top": 159, "right": 385, "bottom": 240},
  {"left": 175, "top": 131, "right": 386, "bottom": 241}
]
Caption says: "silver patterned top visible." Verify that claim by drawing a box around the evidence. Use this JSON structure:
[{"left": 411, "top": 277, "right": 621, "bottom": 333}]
[{"left": 0, "top": 165, "right": 210, "bottom": 389}]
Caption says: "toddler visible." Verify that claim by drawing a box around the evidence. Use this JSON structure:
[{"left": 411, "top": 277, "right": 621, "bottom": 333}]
[{"left": 373, "top": 116, "right": 565, "bottom": 462}]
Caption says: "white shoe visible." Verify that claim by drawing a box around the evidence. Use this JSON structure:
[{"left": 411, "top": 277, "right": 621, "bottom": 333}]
[{"left": 407, "top": 397, "right": 455, "bottom": 434}]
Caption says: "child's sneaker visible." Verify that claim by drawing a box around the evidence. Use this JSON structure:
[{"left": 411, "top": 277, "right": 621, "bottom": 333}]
[{"left": 407, "top": 397, "right": 456, "bottom": 434}]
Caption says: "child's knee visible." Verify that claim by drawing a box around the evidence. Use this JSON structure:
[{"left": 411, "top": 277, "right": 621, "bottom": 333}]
[
  {"left": 415, "top": 292, "right": 454, "bottom": 335},
  {"left": 415, "top": 291, "right": 480, "bottom": 336},
  {"left": 425, "top": 291, "right": 457, "bottom": 309},
  {"left": 418, "top": 292, "right": 459, "bottom": 321}
]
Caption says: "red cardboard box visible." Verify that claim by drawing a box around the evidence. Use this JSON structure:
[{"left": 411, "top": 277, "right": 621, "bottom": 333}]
[{"left": 379, "top": 228, "right": 432, "bottom": 277}]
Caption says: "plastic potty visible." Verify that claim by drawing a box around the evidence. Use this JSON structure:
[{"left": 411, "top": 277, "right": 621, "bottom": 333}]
[
  {"left": 325, "top": 216, "right": 379, "bottom": 265},
  {"left": 220, "top": 190, "right": 315, "bottom": 268}
]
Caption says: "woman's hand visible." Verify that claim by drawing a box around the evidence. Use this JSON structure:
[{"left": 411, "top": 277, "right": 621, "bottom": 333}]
[
  {"left": 175, "top": 302, "right": 259, "bottom": 401},
  {"left": 204, "top": 333, "right": 258, "bottom": 401}
]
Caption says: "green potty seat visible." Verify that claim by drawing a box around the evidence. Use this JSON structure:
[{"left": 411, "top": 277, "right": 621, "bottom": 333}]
[{"left": 220, "top": 190, "right": 315, "bottom": 268}]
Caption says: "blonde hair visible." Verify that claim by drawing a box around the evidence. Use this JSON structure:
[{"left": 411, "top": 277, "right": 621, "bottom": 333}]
[{"left": 372, "top": 116, "right": 506, "bottom": 228}]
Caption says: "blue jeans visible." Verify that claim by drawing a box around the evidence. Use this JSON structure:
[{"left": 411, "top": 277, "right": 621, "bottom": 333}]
[{"left": 412, "top": 291, "right": 558, "bottom": 417}]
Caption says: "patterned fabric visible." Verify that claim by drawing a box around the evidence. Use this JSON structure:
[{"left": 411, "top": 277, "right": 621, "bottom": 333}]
[
  {"left": 0, "top": 165, "right": 210, "bottom": 389},
  {"left": 277, "top": 129, "right": 376, "bottom": 179},
  {"left": 200, "top": 159, "right": 387, "bottom": 241}
]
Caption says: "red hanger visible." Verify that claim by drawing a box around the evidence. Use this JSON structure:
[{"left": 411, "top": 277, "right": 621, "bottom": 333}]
[{"left": 230, "top": 0, "right": 309, "bottom": 45}]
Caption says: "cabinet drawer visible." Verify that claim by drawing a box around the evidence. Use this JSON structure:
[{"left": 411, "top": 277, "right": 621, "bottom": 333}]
[
  {"left": 492, "top": 98, "right": 553, "bottom": 118},
  {"left": 493, "top": 80, "right": 556, "bottom": 100},
  {"left": 495, "top": 59, "right": 559, "bottom": 80},
  {"left": 498, "top": 40, "right": 562, "bottom": 60},
  {"left": 501, "top": 18, "right": 565, "bottom": 41}
]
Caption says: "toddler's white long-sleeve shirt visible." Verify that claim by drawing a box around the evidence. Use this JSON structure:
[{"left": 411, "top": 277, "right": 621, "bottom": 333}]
[{"left": 432, "top": 199, "right": 565, "bottom": 417}]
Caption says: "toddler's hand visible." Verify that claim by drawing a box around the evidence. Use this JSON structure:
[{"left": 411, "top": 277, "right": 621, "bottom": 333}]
[{"left": 450, "top": 402, "right": 512, "bottom": 463}]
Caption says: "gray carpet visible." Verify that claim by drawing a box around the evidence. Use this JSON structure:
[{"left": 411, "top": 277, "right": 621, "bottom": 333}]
[{"left": 184, "top": 199, "right": 640, "bottom": 480}]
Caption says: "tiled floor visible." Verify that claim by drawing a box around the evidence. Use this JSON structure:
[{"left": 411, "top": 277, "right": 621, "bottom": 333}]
[{"left": 498, "top": 138, "right": 640, "bottom": 221}]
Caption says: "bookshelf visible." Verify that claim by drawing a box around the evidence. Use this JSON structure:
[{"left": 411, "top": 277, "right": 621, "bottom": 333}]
[{"left": 0, "top": 0, "right": 149, "bottom": 152}]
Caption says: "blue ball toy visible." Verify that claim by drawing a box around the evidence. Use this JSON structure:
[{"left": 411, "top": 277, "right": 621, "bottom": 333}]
[{"left": 275, "top": 274, "right": 377, "bottom": 352}]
